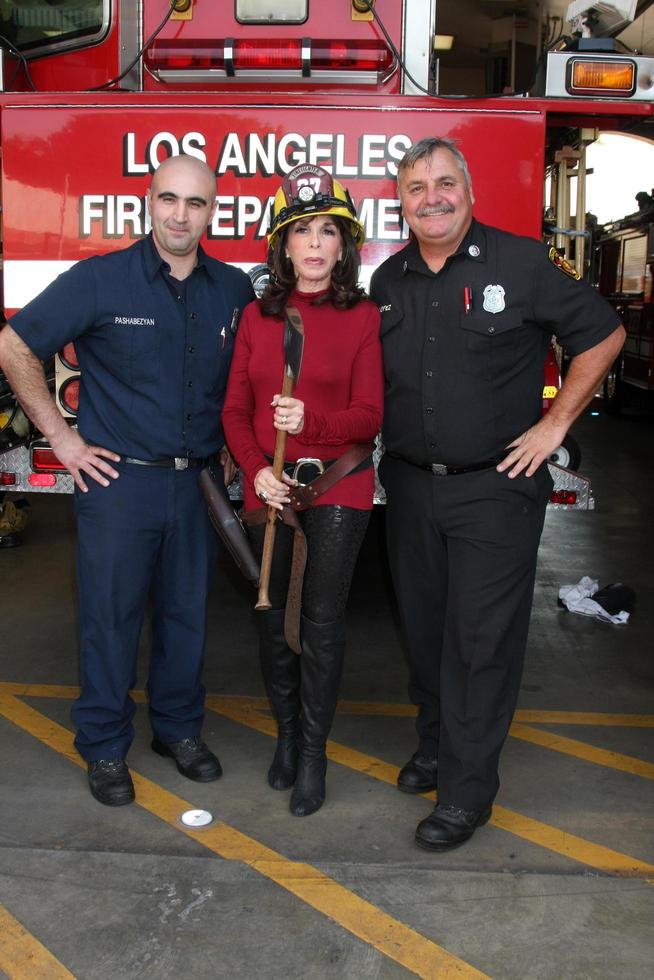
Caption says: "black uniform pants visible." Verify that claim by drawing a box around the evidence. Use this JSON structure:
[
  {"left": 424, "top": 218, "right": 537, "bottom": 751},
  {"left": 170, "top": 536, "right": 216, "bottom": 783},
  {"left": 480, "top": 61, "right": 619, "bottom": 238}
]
[{"left": 380, "top": 454, "right": 551, "bottom": 811}]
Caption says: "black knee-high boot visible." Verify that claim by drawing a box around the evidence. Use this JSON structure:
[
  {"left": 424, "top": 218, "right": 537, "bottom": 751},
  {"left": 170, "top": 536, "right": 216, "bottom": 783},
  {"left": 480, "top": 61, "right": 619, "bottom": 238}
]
[
  {"left": 255, "top": 609, "right": 300, "bottom": 790},
  {"left": 290, "top": 614, "right": 346, "bottom": 817}
]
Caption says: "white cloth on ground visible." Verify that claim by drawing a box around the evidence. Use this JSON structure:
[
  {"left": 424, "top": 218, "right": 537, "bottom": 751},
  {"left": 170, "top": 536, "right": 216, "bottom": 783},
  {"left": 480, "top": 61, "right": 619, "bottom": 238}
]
[{"left": 558, "top": 576, "right": 630, "bottom": 625}]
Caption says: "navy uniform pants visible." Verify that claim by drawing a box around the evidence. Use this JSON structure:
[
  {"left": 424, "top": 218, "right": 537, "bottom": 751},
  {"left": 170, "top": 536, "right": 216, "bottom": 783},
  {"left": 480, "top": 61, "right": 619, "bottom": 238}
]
[
  {"left": 380, "top": 454, "right": 551, "bottom": 811},
  {"left": 71, "top": 461, "right": 218, "bottom": 762}
]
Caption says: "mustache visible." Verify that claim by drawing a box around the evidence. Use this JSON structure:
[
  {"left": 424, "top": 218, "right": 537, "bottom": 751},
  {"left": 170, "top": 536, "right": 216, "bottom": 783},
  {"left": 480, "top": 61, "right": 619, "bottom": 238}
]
[{"left": 415, "top": 205, "right": 455, "bottom": 217}]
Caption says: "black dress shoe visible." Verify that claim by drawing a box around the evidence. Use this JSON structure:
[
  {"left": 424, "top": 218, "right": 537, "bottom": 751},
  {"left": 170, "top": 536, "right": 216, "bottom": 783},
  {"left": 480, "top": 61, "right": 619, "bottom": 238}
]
[
  {"left": 87, "top": 759, "right": 135, "bottom": 807},
  {"left": 151, "top": 736, "right": 222, "bottom": 782},
  {"left": 415, "top": 803, "right": 492, "bottom": 851},
  {"left": 397, "top": 752, "right": 438, "bottom": 794}
]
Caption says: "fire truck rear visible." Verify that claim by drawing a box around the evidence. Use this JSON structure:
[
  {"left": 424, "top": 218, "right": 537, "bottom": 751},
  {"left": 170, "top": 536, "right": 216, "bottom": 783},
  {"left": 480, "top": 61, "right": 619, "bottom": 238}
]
[
  {"left": 0, "top": 0, "right": 652, "bottom": 512},
  {"left": 594, "top": 198, "right": 654, "bottom": 413}
]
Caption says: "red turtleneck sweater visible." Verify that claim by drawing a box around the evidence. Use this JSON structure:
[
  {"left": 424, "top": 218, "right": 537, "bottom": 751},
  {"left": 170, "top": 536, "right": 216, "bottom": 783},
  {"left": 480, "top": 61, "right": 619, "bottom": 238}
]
[{"left": 222, "top": 289, "right": 383, "bottom": 511}]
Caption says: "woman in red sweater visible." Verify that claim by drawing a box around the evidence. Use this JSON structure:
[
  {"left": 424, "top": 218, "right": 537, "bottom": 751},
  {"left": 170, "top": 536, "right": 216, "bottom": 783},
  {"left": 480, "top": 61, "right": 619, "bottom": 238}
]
[{"left": 223, "top": 164, "right": 383, "bottom": 817}]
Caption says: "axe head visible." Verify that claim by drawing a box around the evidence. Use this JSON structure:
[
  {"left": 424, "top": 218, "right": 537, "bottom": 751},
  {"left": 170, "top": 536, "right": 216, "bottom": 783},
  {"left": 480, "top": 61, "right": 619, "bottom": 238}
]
[{"left": 284, "top": 306, "right": 305, "bottom": 383}]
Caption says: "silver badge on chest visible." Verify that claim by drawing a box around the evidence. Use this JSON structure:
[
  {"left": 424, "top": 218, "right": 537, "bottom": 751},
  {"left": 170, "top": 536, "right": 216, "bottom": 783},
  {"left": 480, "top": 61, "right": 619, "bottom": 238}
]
[
  {"left": 468, "top": 244, "right": 480, "bottom": 258},
  {"left": 482, "top": 284, "right": 506, "bottom": 314}
]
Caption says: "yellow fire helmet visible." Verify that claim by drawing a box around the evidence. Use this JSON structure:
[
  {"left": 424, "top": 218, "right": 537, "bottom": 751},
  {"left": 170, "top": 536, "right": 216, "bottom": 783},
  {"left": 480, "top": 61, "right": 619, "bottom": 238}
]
[{"left": 267, "top": 163, "right": 365, "bottom": 250}]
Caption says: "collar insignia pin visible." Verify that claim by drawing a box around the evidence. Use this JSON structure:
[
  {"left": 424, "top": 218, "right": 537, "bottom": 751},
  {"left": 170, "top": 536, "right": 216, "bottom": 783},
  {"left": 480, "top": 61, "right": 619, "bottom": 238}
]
[
  {"left": 482, "top": 284, "right": 506, "bottom": 314},
  {"left": 468, "top": 244, "right": 480, "bottom": 258}
]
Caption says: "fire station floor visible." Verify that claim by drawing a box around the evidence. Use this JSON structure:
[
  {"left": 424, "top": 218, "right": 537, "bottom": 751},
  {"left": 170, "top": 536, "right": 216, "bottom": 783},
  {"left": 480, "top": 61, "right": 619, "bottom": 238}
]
[{"left": 0, "top": 399, "right": 653, "bottom": 980}]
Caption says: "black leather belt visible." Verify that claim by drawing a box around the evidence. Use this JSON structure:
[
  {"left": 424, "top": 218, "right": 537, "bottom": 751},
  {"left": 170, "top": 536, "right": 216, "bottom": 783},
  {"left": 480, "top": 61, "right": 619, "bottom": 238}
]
[
  {"left": 123, "top": 455, "right": 213, "bottom": 470},
  {"left": 388, "top": 453, "right": 502, "bottom": 476},
  {"left": 265, "top": 454, "right": 372, "bottom": 486}
]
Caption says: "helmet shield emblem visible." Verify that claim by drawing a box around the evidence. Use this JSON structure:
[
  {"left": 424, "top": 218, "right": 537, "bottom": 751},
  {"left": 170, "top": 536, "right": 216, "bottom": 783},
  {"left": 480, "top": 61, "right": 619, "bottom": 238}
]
[{"left": 268, "top": 163, "right": 365, "bottom": 250}]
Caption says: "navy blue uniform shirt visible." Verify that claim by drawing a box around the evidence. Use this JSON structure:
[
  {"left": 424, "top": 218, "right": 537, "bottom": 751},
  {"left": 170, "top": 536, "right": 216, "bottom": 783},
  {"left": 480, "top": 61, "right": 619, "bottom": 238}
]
[
  {"left": 10, "top": 235, "right": 255, "bottom": 459},
  {"left": 370, "top": 219, "right": 621, "bottom": 467}
]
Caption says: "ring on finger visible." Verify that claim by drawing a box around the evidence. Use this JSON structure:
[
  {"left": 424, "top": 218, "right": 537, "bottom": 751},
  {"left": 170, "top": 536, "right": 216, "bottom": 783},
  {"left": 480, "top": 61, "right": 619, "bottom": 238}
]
[{"left": 259, "top": 490, "right": 269, "bottom": 503}]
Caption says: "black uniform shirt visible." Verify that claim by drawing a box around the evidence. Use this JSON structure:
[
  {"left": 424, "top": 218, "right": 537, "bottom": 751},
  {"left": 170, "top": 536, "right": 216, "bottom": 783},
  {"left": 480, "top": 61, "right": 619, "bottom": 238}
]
[
  {"left": 10, "top": 235, "right": 254, "bottom": 460},
  {"left": 370, "top": 218, "right": 621, "bottom": 467}
]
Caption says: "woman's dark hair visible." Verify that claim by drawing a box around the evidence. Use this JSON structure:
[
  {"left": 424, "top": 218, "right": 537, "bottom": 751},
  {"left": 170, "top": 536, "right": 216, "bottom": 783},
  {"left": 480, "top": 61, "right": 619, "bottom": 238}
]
[{"left": 259, "top": 215, "right": 364, "bottom": 318}]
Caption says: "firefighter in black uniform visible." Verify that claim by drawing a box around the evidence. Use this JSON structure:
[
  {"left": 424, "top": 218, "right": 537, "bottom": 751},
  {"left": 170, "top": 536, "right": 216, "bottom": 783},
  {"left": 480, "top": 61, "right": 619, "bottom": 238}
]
[
  {"left": 0, "top": 155, "right": 254, "bottom": 807},
  {"left": 370, "top": 137, "right": 625, "bottom": 850}
]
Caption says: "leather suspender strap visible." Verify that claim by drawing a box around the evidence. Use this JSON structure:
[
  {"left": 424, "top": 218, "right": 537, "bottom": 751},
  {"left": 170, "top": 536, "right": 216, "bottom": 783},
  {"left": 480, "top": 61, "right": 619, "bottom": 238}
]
[
  {"left": 241, "top": 505, "right": 306, "bottom": 654},
  {"left": 281, "top": 509, "right": 306, "bottom": 655},
  {"left": 288, "top": 443, "right": 374, "bottom": 511}
]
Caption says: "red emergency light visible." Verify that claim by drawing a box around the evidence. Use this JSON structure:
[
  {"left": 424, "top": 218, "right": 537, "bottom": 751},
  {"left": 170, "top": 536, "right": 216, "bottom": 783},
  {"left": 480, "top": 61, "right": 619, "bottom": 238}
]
[
  {"left": 59, "top": 342, "right": 79, "bottom": 370},
  {"left": 31, "top": 447, "right": 67, "bottom": 472},
  {"left": 146, "top": 39, "right": 392, "bottom": 76},
  {"left": 0, "top": 472, "right": 17, "bottom": 485},
  {"left": 550, "top": 489, "right": 578, "bottom": 505},
  {"left": 59, "top": 378, "right": 79, "bottom": 415},
  {"left": 234, "top": 39, "right": 303, "bottom": 69}
]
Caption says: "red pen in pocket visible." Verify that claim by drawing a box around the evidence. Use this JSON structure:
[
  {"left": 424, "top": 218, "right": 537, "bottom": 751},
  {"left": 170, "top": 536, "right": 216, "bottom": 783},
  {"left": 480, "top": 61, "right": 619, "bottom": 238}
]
[{"left": 463, "top": 287, "right": 472, "bottom": 314}]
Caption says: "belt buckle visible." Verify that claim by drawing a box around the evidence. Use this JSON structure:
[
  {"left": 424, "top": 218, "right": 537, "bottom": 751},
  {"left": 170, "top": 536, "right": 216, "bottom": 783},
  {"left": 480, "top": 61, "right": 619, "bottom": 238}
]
[
  {"left": 431, "top": 463, "right": 448, "bottom": 477},
  {"left": 292, "top": 456, "right": 324, "bottom": 486},
  {"left": 174, "top": 457, "right": 189, "bottom": 471}
]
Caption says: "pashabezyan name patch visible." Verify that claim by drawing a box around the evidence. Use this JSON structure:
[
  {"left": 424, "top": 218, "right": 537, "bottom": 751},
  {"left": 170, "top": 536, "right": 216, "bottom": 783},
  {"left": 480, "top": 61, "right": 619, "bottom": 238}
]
[{"left": 548, "top": 246, "right": 581, "bottom": 280}]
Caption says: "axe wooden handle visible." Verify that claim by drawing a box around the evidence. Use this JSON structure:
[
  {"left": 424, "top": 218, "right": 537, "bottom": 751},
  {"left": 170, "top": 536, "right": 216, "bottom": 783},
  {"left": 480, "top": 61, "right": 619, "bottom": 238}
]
[{"left": 255, "top": 371, "right": 295, "bottom": 610}]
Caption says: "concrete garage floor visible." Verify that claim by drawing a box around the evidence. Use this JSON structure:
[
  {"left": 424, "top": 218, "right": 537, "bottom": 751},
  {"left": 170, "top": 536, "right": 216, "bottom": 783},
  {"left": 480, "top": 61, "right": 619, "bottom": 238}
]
[{"left": 0, "top": 402, "right": 652, "bottom": 980}]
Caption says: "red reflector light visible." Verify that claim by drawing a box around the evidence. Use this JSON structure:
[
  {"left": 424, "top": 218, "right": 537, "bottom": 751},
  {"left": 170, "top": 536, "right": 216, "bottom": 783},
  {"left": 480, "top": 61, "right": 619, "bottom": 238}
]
[
  {"left": 31, "top": 447, "right": 67, "bottom": 472},
  {"left": 0, "top": 472, "right": 17, "bottom": 485},
  {"left": 550, "top": 489, "right": 578, "bottom": 505},
  {"left": 59, "top": 378, "right": 80, "bottom": 414},
  {"left": 60, "top": 342, "right": 79, "bottom": 370},
  {"left": 28, "top": 473, "right": 57, "bottom": 487}
]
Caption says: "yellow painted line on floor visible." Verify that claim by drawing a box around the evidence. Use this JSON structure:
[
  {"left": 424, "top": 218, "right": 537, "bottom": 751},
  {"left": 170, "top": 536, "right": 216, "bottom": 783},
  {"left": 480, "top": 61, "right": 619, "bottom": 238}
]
[
  {"left": 3, "top": 684, "right": 653, "bottom": 879},
  {"left": 0, "top": 683, "right": 273, "bottom": 713},
  {"left": 513, "top": 710, "right": 654, "bottom": 728},
  {"left": 4, "top": 686, "right": 653, "bottom": 729},
  {"left": 207, "top": 699, "right": 654, "bottom": 879},
  {"left": 208, "top": 697, "right": 414, "bottom": 790},
  {"left": 337, "top": 700, "right": 418, "bottom": 717},
  {"left": 490, "top": 805, "right": 654, "bottom": 877},
  {"left": 0, "top": 903, "right": 75, "bottom": 979},
  {"left": 0, "top": 690, "right": 486, "bottom": 980},
  {"left": 510, "top": 723, "right": 654, "bottom": 780},
  {"left": 0, "top": 683, "right": 82, "bottom": 699}
]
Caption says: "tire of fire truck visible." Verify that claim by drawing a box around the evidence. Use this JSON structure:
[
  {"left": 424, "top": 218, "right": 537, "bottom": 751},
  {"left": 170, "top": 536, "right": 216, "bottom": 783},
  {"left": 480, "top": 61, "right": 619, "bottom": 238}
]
[
  {"left": 602, "top": 353, "right": 623, "bottom": 416},
  {"left": 548, "top": 434, "right": 581, "bottom": 471}
]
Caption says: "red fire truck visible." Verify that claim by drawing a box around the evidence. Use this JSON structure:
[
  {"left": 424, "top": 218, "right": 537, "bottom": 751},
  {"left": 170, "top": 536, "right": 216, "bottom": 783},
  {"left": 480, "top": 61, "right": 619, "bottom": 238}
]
[{"left": 0, "top": 0, "right": 652, "bottom": 513}]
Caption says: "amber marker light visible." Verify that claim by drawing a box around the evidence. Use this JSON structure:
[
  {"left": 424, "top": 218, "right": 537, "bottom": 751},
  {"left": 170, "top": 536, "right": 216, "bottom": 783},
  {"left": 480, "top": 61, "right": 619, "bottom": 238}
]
[{"left": 568, "top": 59, "right": 636, "bottom": 96}]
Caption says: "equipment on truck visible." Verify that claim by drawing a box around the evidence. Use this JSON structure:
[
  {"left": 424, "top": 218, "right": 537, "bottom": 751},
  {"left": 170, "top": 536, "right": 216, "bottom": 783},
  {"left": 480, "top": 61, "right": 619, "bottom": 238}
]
[{"left": 0, "top": 0, "right": 651, "bottom": 509}]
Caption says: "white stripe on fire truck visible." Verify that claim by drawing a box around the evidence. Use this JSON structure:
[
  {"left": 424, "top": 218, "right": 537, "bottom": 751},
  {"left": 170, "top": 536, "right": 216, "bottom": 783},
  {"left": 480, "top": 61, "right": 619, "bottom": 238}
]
[{"left": 3, "top": 260, "right": 377, "bottom": 310}]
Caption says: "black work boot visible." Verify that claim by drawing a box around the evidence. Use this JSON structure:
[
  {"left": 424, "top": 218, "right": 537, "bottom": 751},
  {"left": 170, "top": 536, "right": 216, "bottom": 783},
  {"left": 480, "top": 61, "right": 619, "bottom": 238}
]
[
  {"left": 87, "top": 759, "right": 135, "bottom": 806},
  {"left": 397, "top": 751, "right": 438, "bottom": 794},
  {"left": 290, "top": 615, "right": 346, "bottom": 817},
  {"left": 256, "top": 609, "right": 300, "bottom": 790}
]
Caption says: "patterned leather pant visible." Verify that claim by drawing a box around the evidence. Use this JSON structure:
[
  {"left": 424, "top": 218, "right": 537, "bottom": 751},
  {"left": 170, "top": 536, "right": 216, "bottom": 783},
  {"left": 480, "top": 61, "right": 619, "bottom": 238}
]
[{"left": 247, "top": 505, "right": 370, "bottom": 623}]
